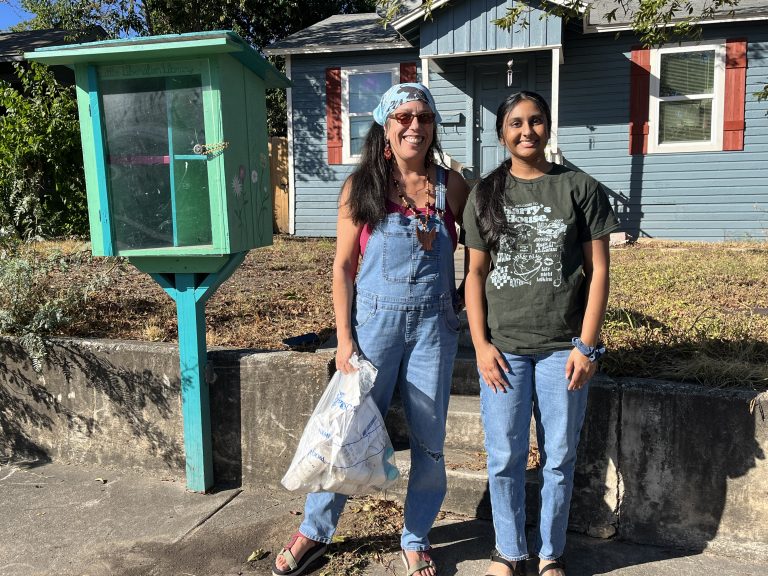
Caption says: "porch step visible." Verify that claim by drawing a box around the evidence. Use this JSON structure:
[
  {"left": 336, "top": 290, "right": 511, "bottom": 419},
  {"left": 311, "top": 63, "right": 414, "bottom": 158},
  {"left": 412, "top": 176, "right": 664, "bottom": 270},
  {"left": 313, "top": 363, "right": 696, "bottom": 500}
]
[
  {"left": 385, "top": 394, "right": 485, "bottom": 452},
  {"left": 450, "top": 347, "right": 482, "bottom": 395},
  {"left": 385, "top": 391, "right": 538, "bottom": 455},
  {"left": 388, "top": 447, "right": 540, "bottom": 521}
]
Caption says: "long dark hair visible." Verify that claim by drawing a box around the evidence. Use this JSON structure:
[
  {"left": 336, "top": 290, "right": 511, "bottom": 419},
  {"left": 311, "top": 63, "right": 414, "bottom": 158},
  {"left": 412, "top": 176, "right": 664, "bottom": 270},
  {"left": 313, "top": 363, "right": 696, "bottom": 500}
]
[
  {"left": 343, "top": 122, "right": 445, "bottom": 229},
  {"left": 473, "top": 91, "right": 551, "bottom": 251}
]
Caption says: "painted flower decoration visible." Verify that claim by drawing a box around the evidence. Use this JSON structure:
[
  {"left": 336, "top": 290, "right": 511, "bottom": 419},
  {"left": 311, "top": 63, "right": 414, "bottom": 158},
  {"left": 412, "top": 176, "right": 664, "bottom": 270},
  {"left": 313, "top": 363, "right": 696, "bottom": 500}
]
[{"left": 231, "top": 175, "right": 243, "bottom": 198}]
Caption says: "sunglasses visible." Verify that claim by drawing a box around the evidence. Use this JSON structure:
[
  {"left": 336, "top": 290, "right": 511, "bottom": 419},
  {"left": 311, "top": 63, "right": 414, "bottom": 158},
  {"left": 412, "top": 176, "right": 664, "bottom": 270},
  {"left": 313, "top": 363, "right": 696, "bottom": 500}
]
[{"left": 388, "top": 112, "right": 436, "bottom": 126}]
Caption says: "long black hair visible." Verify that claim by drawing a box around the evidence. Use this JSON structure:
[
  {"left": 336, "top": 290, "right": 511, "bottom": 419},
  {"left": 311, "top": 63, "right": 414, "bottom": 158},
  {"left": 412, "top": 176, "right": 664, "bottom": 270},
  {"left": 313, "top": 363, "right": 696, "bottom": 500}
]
[
  {"left": 343, "top": 122, "right": 445, "bottom": 229},
  {"left": 473, "top": 90, "right": 552, "bottom": 251}
]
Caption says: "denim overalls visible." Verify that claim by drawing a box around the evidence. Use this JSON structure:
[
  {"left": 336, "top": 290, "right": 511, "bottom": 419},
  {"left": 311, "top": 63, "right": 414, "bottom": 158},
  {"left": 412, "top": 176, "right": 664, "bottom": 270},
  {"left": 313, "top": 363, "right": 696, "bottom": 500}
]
[{"left": 300, "top": 166, "right": 460, "bottom": 551}]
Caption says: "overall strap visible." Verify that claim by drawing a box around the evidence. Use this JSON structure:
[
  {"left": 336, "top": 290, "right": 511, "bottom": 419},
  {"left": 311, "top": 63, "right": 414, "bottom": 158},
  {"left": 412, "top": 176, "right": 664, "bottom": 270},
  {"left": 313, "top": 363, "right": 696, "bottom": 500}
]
[{"left": 434, "top": 165, "right": 447, "bottom": 212}]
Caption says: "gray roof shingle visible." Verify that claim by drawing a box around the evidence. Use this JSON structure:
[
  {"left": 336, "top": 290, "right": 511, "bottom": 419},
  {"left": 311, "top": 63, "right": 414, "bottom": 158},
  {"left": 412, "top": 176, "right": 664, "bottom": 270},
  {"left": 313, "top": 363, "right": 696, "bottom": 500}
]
[
  {"left": 264, "top": 13, "right": 412, "bottom": 55},
  {"left": 587, "top": 0, "right": 768, "bottom": 28},
  {"left": 0, "top": 28, "right": 106, "bottom": 62}
]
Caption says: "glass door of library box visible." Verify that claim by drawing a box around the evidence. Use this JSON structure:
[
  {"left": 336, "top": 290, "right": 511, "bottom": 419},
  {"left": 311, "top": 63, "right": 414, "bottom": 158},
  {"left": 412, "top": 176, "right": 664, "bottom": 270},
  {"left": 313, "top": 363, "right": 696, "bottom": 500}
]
[{"left": 99, "top": 62, "right": 215, "bottom": 252}]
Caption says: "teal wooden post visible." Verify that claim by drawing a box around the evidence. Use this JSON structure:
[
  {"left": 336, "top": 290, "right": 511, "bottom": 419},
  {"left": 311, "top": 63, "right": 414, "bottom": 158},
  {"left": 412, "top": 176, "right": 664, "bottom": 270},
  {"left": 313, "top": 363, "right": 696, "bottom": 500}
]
[
  {"left": 175, "top": 272, "right": 211, "bottom": 491},
  {"left": 151, "top": 251, "right": 247, "bottom": 492}
]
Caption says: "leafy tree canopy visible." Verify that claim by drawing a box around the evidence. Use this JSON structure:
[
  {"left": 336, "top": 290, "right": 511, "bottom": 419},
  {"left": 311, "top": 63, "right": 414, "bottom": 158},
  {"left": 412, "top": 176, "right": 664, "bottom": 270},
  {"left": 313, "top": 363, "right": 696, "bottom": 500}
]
[
  {"left": 0, "top": 62, "right": 86, "bottom": 240},
  {"left": 13, "top": 1, "right": 377, "bottom": 134},
  {"left": 13, "top": 1, "right": 376, "bottom": 46}
]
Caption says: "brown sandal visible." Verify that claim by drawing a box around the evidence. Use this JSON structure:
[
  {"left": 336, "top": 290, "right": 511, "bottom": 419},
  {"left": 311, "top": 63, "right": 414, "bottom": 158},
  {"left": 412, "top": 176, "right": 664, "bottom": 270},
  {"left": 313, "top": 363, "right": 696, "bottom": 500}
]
[{"left": 487, "top": 549, "right": 526, "bottom": 576}]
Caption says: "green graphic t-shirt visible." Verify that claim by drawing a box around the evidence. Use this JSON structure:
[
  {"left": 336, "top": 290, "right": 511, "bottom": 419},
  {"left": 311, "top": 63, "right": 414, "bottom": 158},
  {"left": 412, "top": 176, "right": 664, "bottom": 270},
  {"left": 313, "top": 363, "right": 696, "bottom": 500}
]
[{"left": 462, "top": 164, "right": 620, "bottom": 354}]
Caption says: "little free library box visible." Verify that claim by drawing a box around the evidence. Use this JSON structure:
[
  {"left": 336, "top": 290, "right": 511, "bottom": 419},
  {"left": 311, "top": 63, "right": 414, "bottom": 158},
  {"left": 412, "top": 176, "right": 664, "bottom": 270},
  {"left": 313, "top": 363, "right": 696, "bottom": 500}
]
[
  {"left": 26, "top": 31, "right": 290, "bottom": 492},
  {"left": 27, "top": 30, "right": 290, "bottom": 271}
]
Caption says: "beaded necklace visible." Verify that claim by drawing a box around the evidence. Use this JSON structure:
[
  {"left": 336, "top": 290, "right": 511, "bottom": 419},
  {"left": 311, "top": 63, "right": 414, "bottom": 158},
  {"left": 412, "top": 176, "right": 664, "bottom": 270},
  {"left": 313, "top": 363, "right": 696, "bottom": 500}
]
[{"left": 392, "top": 172, "right": 442, "bottom": 251}]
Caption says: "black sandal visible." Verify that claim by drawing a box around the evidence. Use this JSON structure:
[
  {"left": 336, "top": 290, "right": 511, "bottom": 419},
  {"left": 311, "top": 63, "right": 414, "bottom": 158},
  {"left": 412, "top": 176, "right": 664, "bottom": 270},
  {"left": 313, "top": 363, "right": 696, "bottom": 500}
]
[
  {"left": 538, "top": 558, "right": 565, "bottom": 576},
  {"left": 486, "top": 549, "right": 526, "bottom": 576}
]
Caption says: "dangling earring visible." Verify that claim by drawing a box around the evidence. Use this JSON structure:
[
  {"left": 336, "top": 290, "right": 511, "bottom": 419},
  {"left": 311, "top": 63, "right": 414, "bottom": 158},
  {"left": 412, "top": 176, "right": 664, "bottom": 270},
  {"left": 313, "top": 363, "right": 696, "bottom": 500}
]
[{"left": 383, "top": 140, "right": 392, "bottom": 161}]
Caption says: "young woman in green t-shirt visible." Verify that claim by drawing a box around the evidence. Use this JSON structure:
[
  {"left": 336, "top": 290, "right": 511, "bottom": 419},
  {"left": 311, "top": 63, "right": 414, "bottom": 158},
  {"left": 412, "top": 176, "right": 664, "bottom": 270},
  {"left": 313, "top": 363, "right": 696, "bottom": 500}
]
[{"left": 462, "top": 91, "right": 619, "bottom": 576}]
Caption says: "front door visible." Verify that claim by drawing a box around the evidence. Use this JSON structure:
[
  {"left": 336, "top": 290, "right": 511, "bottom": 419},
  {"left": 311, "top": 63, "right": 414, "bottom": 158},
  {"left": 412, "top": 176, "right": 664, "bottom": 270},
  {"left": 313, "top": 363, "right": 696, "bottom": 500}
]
[{"left": 473, "top": 61, "right": 528, "bottom": 178}]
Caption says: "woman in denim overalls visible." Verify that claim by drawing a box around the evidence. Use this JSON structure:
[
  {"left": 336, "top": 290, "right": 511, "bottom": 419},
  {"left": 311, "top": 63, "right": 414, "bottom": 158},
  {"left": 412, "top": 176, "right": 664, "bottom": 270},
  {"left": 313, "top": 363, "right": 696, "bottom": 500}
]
[{"left": 274, "top": 84, "right": 468, "bottom": 576}]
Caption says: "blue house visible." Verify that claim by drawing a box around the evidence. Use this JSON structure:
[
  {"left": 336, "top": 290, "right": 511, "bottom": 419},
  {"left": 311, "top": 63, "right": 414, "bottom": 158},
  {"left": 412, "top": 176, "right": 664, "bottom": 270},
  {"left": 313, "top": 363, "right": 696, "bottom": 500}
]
[{"left": 265, "top": 1, "right": 768, "bottom": 241}]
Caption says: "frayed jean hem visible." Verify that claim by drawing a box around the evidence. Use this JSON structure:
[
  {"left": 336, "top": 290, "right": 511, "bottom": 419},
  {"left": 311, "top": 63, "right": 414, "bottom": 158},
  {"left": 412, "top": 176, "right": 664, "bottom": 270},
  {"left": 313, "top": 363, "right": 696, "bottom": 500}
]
[
  {"left": 493, "top": 546, "right": 529, "bottom": 562},
  {"left": 401, "top": 545, "right": 433, "bottom": 552},
  {"left": 296, "top": 530, "right": 332, "bottom": 546}
]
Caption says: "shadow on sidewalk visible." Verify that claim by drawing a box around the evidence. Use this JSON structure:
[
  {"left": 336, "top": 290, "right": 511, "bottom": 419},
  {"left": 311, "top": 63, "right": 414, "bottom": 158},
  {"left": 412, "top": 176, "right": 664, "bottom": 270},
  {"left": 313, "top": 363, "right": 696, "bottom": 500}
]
[{"left": 429, "top": 518, "right": 697, "bottom": 576}]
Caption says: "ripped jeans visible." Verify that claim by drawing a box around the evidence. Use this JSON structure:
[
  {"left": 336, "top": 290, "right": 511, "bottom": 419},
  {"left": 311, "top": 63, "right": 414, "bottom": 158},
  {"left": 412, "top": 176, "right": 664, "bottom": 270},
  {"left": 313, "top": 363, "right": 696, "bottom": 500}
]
[{"left": 299, "top": 290, "right": 459, "bottom": 551}]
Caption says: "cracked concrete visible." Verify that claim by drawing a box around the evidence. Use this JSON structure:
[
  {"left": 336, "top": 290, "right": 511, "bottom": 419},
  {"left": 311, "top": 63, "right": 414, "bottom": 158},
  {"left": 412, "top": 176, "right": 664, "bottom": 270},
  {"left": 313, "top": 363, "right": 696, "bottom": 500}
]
[{"left": 2, "top": 460, "right": 767, "bottom": 576}]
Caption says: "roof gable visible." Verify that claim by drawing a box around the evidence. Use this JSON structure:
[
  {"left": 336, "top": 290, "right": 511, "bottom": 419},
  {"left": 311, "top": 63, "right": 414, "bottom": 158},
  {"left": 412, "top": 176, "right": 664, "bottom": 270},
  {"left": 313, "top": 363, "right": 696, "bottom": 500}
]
[{"left": 419, "top": 0, "right": 562, "bottom": 57}]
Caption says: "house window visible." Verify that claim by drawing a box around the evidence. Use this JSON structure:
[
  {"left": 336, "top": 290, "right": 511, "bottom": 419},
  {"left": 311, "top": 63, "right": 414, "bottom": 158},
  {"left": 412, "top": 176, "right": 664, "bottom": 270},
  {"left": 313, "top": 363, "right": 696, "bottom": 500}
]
[
  {"left": 341, "top": 65, "right": 399, "bottom": 162},
  {"left": 648, "top": 43, "right": 726, "bottom": 153}
]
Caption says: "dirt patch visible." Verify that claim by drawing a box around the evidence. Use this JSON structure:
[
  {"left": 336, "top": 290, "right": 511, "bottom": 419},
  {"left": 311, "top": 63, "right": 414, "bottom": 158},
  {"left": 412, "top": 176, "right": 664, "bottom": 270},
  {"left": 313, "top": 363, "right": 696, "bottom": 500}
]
[{"left": 61, "top": 235, "right": 337, "bottom": 351}]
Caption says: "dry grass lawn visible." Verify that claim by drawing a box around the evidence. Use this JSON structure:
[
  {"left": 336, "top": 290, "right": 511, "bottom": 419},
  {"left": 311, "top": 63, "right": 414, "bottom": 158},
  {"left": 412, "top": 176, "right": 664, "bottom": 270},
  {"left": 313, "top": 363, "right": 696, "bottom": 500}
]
[{"left": 2, "top": 236, "right": 767, "bottom": 389}]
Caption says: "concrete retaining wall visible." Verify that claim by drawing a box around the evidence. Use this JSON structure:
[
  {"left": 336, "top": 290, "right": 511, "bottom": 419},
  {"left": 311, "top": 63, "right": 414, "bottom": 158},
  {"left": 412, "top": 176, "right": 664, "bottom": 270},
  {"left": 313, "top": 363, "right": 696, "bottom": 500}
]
[{"left": 1, "top": 337, "right": 767, "bottom": 558}]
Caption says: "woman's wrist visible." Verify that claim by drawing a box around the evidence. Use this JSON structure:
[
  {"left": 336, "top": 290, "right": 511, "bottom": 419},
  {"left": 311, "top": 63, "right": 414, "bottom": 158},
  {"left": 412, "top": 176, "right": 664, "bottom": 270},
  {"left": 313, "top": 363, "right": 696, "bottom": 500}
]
[
  {"left": 572, "top": 337, "right": 605, "bottom": 362},
  {"left": 336, "top": 328, "right": 354, "bottom": 344}
]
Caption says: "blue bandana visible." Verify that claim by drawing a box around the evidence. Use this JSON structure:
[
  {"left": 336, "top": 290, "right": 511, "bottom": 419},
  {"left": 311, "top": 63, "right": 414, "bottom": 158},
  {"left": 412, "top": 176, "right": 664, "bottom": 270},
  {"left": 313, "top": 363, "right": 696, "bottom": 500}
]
[{"left": 372, "top": 82, "right": 442, "bottom": 126}]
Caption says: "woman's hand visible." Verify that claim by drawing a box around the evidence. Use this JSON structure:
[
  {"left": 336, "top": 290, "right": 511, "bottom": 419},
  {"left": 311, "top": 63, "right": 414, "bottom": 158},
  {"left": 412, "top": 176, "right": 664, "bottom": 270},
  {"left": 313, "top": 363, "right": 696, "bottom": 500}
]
[
  {"left": 476, "top": 341, "right": 510, "bottom": 393},
  {"left": 565, "top": 347, "right": 596, "bottom": 391},
  {"left": 335, "top": 337, "right": 359, "bottom": 374}
]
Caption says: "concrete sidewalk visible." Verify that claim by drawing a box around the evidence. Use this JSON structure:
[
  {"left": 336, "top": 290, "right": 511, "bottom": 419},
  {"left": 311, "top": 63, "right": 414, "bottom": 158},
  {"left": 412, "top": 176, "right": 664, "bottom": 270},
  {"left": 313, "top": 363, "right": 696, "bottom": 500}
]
[{"left": 1, "top": 460, "right": 763, "bottom": 576}]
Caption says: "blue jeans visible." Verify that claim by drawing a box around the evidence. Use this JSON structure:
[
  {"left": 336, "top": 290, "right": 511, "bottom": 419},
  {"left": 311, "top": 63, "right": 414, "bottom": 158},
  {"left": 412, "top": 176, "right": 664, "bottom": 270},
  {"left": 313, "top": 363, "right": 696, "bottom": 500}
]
[
  {"left": 300, "top": 291, "right": 459, "bottom": 551},
  {"left": 479, "top": 349, "right": 589, "bottom": 561}
]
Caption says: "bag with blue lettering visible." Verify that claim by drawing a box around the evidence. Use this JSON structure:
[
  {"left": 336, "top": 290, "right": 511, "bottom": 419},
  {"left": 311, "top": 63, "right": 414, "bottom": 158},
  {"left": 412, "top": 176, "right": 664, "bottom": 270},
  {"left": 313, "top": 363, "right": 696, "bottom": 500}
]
[{"left": 281, "top": 354, "right": 400, "bottom": 495}]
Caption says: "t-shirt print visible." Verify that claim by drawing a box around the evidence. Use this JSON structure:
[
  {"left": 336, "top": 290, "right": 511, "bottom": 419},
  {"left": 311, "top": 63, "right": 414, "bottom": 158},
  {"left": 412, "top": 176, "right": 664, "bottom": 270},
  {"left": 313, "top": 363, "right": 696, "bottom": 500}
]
[{"left": 491, "top": 201, "right": 567, "bottom": 289}]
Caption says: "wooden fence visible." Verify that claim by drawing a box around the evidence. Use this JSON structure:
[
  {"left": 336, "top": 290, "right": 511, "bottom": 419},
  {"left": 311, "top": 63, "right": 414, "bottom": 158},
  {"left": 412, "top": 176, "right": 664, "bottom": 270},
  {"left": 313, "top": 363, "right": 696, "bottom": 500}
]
[{"left": 269, "top": 136, "right": 289, "bottom": 233}]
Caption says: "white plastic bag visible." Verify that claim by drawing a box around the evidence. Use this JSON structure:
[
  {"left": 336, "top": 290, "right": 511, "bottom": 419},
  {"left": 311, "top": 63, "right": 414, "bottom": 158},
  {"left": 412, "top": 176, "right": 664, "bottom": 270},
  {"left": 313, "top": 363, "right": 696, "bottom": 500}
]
[{"left": 281, "top": 354, "right": 400, "bottom": 495}]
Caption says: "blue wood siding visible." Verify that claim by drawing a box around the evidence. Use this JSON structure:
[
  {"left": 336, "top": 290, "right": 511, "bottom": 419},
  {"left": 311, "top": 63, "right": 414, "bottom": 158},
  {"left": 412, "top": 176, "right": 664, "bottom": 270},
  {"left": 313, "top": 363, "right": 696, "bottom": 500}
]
[
  {"left": 421, "top": 0, "right": 561, "bottom": 57},
  {"left": 429, "top": 59, "right": 470, "bottom": 166},
  {"left": 290, "top": 51, "right": 418, "bottom": 236},
  {"left": 289, "top": 12, "right": 766, "bottom": 241},
  {"left": 558, "top": 25, "right": 768, "bottom": 241},
  {"left": 429, "top": 52, "right": 551, "bottom": 179}
]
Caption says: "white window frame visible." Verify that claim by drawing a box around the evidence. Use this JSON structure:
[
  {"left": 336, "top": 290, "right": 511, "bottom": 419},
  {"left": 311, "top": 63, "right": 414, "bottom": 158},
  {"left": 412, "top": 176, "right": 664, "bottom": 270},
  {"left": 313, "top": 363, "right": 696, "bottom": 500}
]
[
  {"left": 341, "top": 64, "right": 399, "bottom": 164},
  {"left": 648, "top": 41, "right": 726, "bottom": 154}
]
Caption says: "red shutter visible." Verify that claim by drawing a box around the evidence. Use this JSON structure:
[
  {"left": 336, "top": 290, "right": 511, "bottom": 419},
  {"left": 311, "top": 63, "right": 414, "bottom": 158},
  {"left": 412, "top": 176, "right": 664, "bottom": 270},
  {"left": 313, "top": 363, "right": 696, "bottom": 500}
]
[
  {"left": 400, "top": 62, "right": 417, "bottom": 83},
  {"left": 325, "top": 67, "right": 342, "bottom": 164},
  {"left": 629, "top": 47, "right": 651, "bottom": 155},
  {"left": 723, "top": 38, "right": 747, "bottom": 151}
]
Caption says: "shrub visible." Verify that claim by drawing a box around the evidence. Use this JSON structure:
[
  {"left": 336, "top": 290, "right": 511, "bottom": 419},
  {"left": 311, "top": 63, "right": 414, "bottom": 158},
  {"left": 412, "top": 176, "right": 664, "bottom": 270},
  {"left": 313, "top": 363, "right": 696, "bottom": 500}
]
[
  {"left": 0, "top": 240, "right": 116, "bottom": 370},
  {"left": 0, "top": 62, "right": 87, "bottom": 241}
]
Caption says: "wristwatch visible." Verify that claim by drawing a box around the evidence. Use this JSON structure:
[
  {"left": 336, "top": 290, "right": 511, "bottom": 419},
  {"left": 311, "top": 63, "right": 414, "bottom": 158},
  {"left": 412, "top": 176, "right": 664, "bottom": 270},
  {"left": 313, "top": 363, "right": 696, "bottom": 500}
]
[{"left": 572, "top": 337, "right": 606, "bottom": 362}]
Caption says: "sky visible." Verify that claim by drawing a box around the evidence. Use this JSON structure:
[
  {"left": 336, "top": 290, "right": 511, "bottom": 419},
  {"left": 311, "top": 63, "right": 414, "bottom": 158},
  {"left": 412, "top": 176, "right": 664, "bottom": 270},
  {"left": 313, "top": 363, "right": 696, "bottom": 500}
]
[{"left": 0, "top": 1, "right": 33, "bottom": 31}]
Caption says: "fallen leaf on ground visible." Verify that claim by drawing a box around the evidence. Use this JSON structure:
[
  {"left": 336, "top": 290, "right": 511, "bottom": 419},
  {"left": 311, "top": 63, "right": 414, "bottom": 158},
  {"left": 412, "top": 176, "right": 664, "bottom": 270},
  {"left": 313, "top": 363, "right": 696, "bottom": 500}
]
[{"left": 247, "top": 549, "right": 269, "bottom": 562}]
